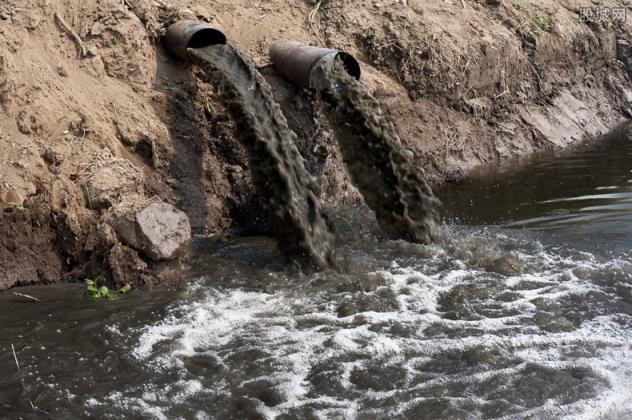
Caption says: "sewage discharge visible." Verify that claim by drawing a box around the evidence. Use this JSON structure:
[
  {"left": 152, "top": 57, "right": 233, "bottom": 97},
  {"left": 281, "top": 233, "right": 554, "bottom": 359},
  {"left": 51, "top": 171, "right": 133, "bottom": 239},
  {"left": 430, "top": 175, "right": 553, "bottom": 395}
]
[
  {"left": 165, "top": 22, "right": 334, "bottom": 268},
  {"left": 271, "top": 42, "right": 443, "bottom": 244}
]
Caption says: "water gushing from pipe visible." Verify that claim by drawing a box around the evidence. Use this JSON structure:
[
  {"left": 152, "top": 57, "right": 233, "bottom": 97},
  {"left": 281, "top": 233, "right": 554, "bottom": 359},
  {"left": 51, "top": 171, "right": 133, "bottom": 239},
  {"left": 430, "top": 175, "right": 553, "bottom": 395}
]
[
  {"left": 188, "top": 45, "right": 335, "bottom": 268},
  {"left": 312, "top": 54, "right": 442, "bottom": 243},
  {"left": 270, "top": 42, "right": 442, "bottom": 244}
]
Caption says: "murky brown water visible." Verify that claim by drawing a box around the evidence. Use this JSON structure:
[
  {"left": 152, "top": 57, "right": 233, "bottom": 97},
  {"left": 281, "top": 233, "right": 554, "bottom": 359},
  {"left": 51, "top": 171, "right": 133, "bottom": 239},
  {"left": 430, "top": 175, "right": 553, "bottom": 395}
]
[
  {"left": 190, "top": 44, "right": 334, "bottom": 269},
  {"left": 311, "top": 54, "right": 441, "bottom": 244},
  {"left": 1, "top": 126, "right": 632, "bottom": 419}
]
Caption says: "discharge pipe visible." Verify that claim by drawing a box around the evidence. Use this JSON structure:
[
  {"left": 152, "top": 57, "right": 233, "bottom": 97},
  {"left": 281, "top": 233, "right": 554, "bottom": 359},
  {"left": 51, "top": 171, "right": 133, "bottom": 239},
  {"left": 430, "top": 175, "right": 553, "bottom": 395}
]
[
  {"left": 269, "top": 41, "right": 361, "bottom": 89},
  {"left": 164, "top": 20, "right": 227, "bottom": 63}
]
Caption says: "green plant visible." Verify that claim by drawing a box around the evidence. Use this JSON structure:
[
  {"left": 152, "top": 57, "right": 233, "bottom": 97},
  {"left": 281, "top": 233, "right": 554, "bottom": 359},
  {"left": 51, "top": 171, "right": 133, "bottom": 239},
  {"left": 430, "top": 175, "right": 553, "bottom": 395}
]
[
  {"left": 529, "top": 11, "right": 553, "bottom": 33},
  {"left": 84, "top": 275, "right": 132, "bottom": 300}
]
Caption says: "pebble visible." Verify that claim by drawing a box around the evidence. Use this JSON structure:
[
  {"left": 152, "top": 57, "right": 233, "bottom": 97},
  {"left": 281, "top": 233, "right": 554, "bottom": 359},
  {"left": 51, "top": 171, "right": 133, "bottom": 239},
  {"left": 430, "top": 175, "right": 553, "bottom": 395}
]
[
  {"left": 3, "top": 189, "right": 24, "bottom": 207},
  {"left": 57, "top": 64, "right": 69, "bottom": 77}
]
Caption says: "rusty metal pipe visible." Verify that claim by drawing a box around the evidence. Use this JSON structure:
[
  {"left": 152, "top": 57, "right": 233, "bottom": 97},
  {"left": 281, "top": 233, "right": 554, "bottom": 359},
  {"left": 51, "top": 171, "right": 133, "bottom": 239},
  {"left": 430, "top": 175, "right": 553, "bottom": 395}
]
[
  {"left": 269, "top": 41, "right": 361, "bottom": 89},
  {"left": 164, "top": 20, "right": 226, "bottom": 63}
]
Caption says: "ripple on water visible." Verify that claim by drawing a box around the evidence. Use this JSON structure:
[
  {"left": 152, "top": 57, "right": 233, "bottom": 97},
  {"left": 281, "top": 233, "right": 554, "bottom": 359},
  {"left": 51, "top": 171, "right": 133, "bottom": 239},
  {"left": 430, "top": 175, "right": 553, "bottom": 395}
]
[{"left": 77, "top": 231, "right": 632, "bottom": 419}]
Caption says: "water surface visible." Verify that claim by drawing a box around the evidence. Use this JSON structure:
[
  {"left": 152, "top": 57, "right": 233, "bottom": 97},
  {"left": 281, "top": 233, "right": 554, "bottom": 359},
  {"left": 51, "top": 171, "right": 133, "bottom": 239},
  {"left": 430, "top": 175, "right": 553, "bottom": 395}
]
[
  {"left": 1, "top": 125, "right": 632, "bottom": 419},
  {"left": 438, "top": 124, "right": 632, "bottom": 252}
]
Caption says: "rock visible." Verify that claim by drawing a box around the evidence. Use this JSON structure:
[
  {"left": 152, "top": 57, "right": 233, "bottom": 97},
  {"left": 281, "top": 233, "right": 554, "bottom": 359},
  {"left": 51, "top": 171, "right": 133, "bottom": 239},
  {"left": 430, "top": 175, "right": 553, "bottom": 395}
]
[
  {"left": 108, "top": 243, "right": 149, "bottom": 285},
  {"left": 112, "top": 202, "right": 191, "bottom": 261},
  {"left": 90, "top": 22, "right": 106, "bottom": 37},
  {"left": 2, "top": 189, "right": 24, "bottom": 207},
  {"left": 43, "top": 146, "right": 66, "bottom": 166},
  {"left": 83, "top": 164, "right": 142, "bottom": 209}
]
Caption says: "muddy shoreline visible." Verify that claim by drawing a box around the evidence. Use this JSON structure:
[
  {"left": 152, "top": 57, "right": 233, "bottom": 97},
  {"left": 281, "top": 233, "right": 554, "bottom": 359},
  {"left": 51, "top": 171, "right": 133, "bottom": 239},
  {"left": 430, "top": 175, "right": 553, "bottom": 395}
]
[{"left": 0, "top": 0, "right": 631, "bottom": 289}]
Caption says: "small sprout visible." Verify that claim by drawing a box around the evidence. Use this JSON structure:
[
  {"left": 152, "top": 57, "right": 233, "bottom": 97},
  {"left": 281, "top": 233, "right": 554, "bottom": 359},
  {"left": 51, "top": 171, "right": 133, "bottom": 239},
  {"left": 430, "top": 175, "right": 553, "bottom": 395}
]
[
  {"left": 529, "top": 11, "right": 553, "bottom": 33},
  {"left": 84, "top": 276, "right": 133, "bottom": 300},
  {"left": 118, "top": 284, "right": 133, "bottom": 295}
]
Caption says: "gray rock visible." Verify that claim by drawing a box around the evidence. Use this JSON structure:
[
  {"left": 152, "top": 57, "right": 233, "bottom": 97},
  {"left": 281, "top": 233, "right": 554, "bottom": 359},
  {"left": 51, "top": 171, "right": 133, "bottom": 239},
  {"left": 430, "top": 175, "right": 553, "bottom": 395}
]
[{"left": 112, "top": 202, "right": 191, "bottom": 261}]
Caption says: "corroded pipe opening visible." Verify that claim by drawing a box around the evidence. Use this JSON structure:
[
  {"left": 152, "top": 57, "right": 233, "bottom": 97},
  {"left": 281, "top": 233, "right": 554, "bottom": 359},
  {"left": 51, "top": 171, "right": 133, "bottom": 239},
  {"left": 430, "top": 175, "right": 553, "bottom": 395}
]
[
  {"left": 269, "top": 41, "right": 361, "bottom": 89},
  {"left": 164, "top": 20, "right": 226, "bottom": 63}
]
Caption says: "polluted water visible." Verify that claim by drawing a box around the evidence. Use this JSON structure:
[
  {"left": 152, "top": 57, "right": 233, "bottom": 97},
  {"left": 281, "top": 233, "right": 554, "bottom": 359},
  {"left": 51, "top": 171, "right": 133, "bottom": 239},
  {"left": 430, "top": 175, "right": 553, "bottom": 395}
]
[
  {"left": 311, "top": 54, "right": 442, "bottom": 245},
  {"left": 1, "top": 48, "right": 632, "bottom": 420},
  {"left": 189, "top": 44, "right": 334, "bottom": 269}
]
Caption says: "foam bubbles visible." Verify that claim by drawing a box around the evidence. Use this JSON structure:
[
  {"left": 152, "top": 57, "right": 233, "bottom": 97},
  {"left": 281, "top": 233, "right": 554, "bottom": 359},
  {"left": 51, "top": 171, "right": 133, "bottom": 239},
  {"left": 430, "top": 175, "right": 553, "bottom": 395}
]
[{"left": 88, "top": 232, "right": 632, "bottom": 418}]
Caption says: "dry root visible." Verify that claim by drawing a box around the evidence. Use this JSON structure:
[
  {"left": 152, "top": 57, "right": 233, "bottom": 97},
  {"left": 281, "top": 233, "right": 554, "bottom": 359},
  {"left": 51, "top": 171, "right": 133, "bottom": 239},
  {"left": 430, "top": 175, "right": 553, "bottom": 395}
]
[{"left": 54, "top": 12, "right": 87, "bottom": 58}]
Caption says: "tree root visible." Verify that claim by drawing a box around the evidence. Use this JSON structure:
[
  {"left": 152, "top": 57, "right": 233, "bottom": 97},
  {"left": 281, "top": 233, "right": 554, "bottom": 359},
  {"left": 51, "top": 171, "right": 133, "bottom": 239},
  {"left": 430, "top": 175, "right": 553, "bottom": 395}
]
[
  {"left": 308, "top": 1, "right": 326, "bottom": 47},
  {"left": 54, "top": 12, "right": 87, "bottom": 58}
]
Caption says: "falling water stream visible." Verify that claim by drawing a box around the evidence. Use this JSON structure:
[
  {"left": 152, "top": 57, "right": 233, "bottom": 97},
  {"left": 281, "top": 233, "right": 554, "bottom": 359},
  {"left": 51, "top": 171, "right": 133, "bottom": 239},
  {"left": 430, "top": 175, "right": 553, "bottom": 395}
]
[
  {"left": 311, "top": 55, "right": 442, "bottom": 244},
  {"left": 1, "top": 56, "right": 631, "bottom": 418},
  {"left": 189, "top": 44, "right": 334, "bottom": 269}
]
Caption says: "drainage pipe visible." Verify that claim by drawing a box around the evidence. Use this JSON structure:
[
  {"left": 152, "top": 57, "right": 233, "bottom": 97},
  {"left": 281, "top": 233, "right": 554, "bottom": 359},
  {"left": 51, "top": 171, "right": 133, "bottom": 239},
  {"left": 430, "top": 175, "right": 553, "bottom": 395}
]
[
  {"left": 269, "top": 41, "right": 361, "bottom": 89},
  {"left": 164, "top": 20, "right": 227, "bottom": 63}
]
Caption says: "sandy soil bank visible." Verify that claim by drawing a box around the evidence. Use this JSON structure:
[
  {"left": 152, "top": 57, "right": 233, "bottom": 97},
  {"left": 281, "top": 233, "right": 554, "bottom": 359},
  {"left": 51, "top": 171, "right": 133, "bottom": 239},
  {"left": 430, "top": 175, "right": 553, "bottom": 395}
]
[{"left": 0, "top": 0, "right": 630, "bottom": 289}]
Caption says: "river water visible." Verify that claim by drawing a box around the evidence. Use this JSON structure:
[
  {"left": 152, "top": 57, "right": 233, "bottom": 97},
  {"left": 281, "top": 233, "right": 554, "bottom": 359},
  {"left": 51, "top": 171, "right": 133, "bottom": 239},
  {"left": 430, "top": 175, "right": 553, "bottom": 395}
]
[{"left": 1, "top": 125, "right": 632, "bottom": 419}]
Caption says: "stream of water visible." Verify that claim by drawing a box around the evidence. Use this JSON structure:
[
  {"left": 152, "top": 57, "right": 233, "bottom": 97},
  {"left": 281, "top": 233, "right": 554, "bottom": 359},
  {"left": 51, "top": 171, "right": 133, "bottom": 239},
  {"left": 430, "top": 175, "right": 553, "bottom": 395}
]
[
  {"left": 1, "top": 126, "right": 632, "bottom": 419},
  {"left": 311, "top": 54, "right": 441, "bottom": 244},
  {"left": 189, "top": 44, "right": 334, "bottom": 269}
]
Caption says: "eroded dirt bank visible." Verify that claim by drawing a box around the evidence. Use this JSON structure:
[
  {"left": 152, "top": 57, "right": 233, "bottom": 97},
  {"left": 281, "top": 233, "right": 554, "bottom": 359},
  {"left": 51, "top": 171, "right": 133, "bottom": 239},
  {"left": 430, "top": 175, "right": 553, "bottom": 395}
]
[{"left": 0, "top": 0, "right": 631, "bottom": 289}]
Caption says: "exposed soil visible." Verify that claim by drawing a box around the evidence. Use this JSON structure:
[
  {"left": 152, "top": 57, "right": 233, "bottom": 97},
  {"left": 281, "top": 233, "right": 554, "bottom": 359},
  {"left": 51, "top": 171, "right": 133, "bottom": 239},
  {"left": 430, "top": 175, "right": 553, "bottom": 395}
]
[{"left": 0, "top": 0, "right": 630, "bottom": 289}]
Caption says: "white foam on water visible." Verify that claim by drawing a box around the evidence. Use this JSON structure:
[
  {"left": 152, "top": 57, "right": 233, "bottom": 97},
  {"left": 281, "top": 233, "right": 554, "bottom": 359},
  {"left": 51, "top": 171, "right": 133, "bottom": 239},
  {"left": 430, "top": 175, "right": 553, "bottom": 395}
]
[{"left": 85, "top": 234, "right": 632, "bottom": 418}]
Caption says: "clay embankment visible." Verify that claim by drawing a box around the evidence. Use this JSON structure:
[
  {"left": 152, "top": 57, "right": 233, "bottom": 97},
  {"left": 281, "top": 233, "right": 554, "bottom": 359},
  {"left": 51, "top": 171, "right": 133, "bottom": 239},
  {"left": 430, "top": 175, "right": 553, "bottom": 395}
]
[{"left": 0, "top": 0, "right": 630, "bottom": 289}]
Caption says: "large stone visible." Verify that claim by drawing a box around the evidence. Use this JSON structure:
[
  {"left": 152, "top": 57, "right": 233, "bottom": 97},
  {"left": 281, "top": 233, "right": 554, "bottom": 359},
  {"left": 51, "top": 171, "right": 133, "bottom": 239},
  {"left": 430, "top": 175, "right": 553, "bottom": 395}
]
[{"left": 112, "top": 202, "right": 191, "bottom": 261}]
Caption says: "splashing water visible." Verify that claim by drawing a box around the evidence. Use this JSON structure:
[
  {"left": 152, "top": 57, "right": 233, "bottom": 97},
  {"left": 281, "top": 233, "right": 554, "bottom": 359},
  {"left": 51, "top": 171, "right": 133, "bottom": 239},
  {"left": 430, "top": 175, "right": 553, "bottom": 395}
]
[
  {"left": 3, "top": 224, "right": 631, "bottom": 418},
  {"left": 8, "top": 233, "right": 632, "bottom": 418},
  {"left": 1, "top": 53, "right": 632, "bottom": 420}
]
